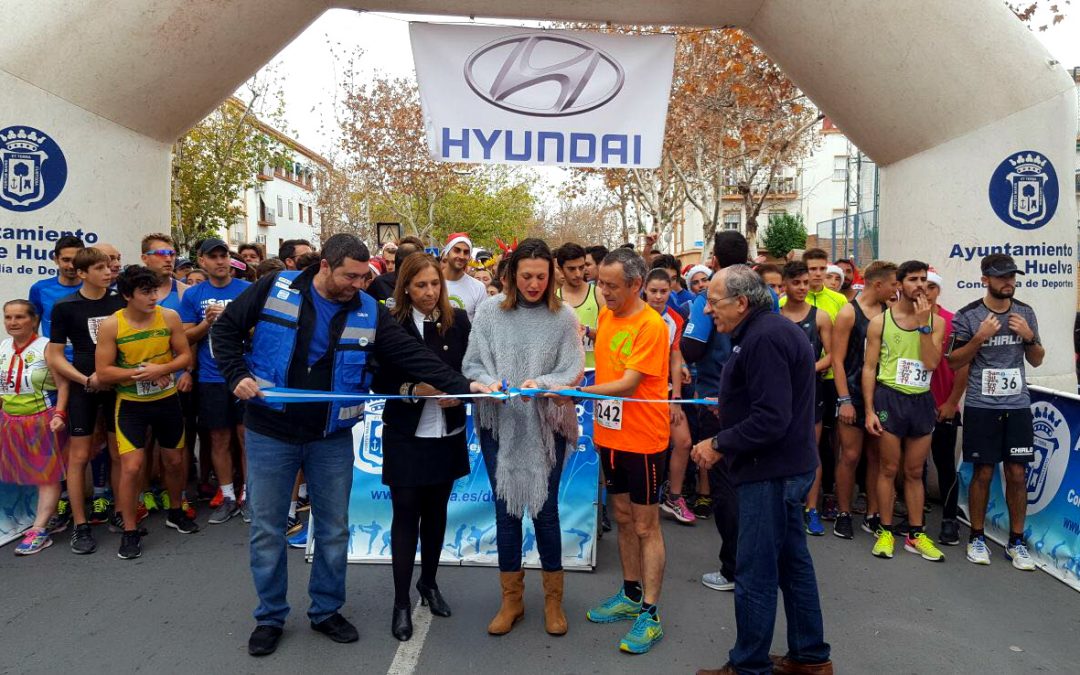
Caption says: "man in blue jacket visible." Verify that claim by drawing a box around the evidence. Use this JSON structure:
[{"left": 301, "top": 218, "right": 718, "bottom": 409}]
[
  {"left": 214, "top": 234, "right": 492, "bottom": 657},
  {"left": 692, "top": 266, "right": 832, "bottom": 675}
]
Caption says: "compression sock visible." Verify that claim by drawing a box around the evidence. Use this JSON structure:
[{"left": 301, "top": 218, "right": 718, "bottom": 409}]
[{"left": 623, "top": 580, "right": 643, "bottom": 603}]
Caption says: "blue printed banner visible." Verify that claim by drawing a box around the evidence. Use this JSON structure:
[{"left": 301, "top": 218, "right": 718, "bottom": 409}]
[
  {"left": 958, "top": 386, "right": 1080, "bottom": 591},
  {"left": 0, "top": 483, "right": 36, "bottom": 547},
  {"left": 339, "top": 379, "right": 600, "bottom": 568}
]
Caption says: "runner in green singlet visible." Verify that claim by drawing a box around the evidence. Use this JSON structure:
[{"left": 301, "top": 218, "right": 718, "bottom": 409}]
[{"left": 555, "top": 243, "right": 601, "bottom": 368}]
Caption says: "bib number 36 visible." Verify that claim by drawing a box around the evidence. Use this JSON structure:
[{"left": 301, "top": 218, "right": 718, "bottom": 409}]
[{"left": 595, "top": 399, "right": 623, "bottom": 431}]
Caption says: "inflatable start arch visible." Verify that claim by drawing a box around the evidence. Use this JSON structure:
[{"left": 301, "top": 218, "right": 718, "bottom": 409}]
[{"left": 0, "top": 0, "right": 1076, "bottom": 389}]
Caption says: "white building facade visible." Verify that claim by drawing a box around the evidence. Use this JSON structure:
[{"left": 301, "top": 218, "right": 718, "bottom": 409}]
[{"left": 223, "top": 123, "right": 329, "bottom": 259}]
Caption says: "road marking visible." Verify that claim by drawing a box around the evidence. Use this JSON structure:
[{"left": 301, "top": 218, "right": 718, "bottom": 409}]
[{"left": 386, "top": 599, "right": 432, "bottom": 675}]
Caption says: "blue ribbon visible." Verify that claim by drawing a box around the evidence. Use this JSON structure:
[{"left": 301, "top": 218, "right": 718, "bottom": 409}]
[{"left": 260, "top": 386, "right": 717, "bottom": 406}]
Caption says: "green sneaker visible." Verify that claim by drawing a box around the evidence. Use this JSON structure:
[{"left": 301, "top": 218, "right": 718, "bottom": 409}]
[
  {"left": 586, "top": 588, "right": 642, "bottom": 623},
  {"left": 872, "top": 528, "right": 895, "bottom": 559},
  {"left": 619, "top": 609, "right": 664, "bottom": 654}
]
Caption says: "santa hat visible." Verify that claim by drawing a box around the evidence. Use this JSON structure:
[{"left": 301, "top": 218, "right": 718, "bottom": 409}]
[
  {"left": 683, "top": 264, "right": 712, "bottom": 288},
  {"left": 443, "top": 232, "right": 472, "bottom": 258},
  {"left": 826, "top": 264, "right": 844, "bottom": 283},
  {"left": 927, "top": 269, "right": 944, "bottom": 287}
]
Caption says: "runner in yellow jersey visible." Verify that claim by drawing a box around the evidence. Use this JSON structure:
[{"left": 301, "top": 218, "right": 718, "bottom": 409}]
[{"left": 95, "top": 265, "right": 195, "bottom": 559}]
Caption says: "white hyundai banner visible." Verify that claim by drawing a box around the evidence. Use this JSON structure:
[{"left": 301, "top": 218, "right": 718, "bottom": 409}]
[{"left": 410, "top": 23, "right": 675, "bottom": 168}]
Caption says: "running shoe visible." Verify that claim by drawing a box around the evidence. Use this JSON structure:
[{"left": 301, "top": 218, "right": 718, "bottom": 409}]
[
  {"left": 701, "top": 571, "right": 735, "bottom": 591},
  {"left": 118, "top": 531, "right": 142, "bottom": 560},
  {"left": 660, "top": 495, "right": 697, "bottom": 524},
  {"left": 967, "top": 536, "right": 991, "bottom": 565},
  {"left": 165, "top": 510, "right": 200, "bottom": 534},
  {"left": 197, "top": 482, "right": 216, "bottom": 502},
  {"left": 136, "top": 502, "right": 149, "bottom": 523},
  {"left": 240, "top": 500, "right": 252, "bottom": 524},
  {"left": 70, "top": 523, "right": 97, "bottom": 555},
  {"left": 1006, "top": 542, "right": 1036, "bottom": 571},
  {"left": 658, "top": 479, "right": 670, "bottom": 504},
  {"left": 586, "top": 588, "right": 643, "bottom": 623},
  {"left": 892, "top": 499, "right": 907, "bottom": 518},
  {"left": 141, "top": 491, "right": 160, "bottom": 512},
  {"left": 619, "top": 610, "right": 663, "bottom": 654},
  {"left": 208, "top": 498, "right": 240, "bottom": 525},
  {"left": 852, "top": 493, "right": 868, "bottom": 515},
  {"left": 832, "top": 512, "right": 854, "bottom": 540},
  {"left": 691, "top": 495, "right": 714, "bottom": 520},
  {"left": 296, "top": 492, "right": 310, "bottom": 513},
  {"left": 939, "top": 519, "right": 960, "bottom": 546},
  {"left": 182, "top": 498, "right": 196, "bottom": 521},
  {"left": 904, "top": 532, "right": 945, "bottom": 562},
  {"left": 49, "top": 498, "right": 72, "bottom": 534},
  {"left": 209, "top": 487, "right": 224, "bottom": 509},
  {"left": 288, "top": 522, "right": 308, "bottom": 549},
  {"left": 158, "top": 491, "right": 172, "bottom": 510},
  {"left": 872, "top": 529, "right": 895, "bottom": 559},
  {"left": 14, "top": 528, "right": 52, "bottom": 556},
  {"left": 821, "top": 494, "right": 839, "bottom": 521},
  {"left": 860, "top": 514, "right": 881, "bottom": 535},
  {"left": 89, "top": 496, "right": 112, "bottom": 525},
  {"left": 286, "top": 514, "right": 303, "bottom": 535},
  {"left": 804, "top": 508, "right": 825, "bottom": 536},
  {"left": 600, "top": 505, "right": 612, "bottom": 532},
  {"left": 108, "top": 512, "right": 148, "bottom": 536}
]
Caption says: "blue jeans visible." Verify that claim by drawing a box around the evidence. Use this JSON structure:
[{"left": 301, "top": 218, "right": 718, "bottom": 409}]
[
  {"left": 479, "top": 428, "right": 564, "bottom": 572},
  {"left": 246, "top": 429, "right": 353, "bottom": 627},
  {"left": 729, "top": 471, "right": 830, "bottom": 674}
]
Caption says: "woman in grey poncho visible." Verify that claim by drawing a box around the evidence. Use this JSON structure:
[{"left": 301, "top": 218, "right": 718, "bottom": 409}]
[{"left": 462, "top": 239, "right": 584, "bottom": 638}]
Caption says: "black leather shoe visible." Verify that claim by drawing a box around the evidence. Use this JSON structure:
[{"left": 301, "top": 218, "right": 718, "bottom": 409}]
[
  {"left": 416, "top": 581, "right": 452, "bottom": 617},
  {"left": 392, "top": 605, "right": 413, "bottom": 641},
  {"left": 248, "top": 625, "right": 283, "bottom": 656},
  {"left": 310, "top": 613, "right": 359, "bottom": 643}
]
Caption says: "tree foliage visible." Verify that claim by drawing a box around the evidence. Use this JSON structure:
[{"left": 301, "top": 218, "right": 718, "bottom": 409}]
[
  {"left": 760, "top": 213, "right": 807, "bottom": 259},
  {"left": 171, "top": 74, "right": 289, "bottom": 252}
]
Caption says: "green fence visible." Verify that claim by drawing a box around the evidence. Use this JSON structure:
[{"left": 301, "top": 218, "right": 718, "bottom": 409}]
[{"left": 815, "top": 209, "right": 878, "bottom": 265}]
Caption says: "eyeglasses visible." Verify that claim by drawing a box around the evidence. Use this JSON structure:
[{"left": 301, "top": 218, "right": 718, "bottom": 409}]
[
  {"left": 146, "top": 249, "right": 175, "bottom": 257},
  {"left": 706, "top": 295, "right": 738, "bottom": 307}
]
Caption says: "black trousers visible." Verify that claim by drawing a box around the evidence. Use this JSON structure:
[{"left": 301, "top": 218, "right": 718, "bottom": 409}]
[
  {"left": 696, "top": 406, "right": 738, "bottom": 581},
  {"left": 929, "top": 413, "right": 960, "bottom": 521},
  {"left": 389, "top": 482, "right": 454, "bottom": 608}
]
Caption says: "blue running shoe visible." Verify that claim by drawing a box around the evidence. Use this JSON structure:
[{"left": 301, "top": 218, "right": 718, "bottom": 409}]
[
  {"left": 619, "top": 610, "right": 663, "bottom": 654},
  {"left": 586, "top": 588, "right": 642, "bottom": 623},
  {"left": 804, "top": 508, "right": 825, "bottom": 536},
  {"left": 288, "top": 522, "right": 308, "bottom": 549}
]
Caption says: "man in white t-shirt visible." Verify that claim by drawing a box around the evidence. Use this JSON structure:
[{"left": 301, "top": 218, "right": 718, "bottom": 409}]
[{"left": 441, "top": 232, "right": 487, "bottom": 319}]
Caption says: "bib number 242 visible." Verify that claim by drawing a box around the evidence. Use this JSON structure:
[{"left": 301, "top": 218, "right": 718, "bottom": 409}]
[{"left": 595, "top": 399, "right": 623, "bottom": 431}]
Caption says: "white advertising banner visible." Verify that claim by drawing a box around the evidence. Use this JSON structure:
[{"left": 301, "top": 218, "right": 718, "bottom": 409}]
[{"left": 410, "top": 23, "right": 675, "bottom": 169}]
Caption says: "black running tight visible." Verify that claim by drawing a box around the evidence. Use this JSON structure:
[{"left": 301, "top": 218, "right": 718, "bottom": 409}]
[{"left": 389, "top": 482, "right": 454, "bottom": 608}]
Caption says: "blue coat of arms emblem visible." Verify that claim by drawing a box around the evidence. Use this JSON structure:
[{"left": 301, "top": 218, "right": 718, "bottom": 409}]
[{"left": 988, "top": 150, "right": 1058, "bottom": 231}]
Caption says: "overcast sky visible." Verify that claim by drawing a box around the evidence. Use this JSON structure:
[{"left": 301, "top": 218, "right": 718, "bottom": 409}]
[{"left": 262, "top": 9, "right": 1080, "bottom": 159}]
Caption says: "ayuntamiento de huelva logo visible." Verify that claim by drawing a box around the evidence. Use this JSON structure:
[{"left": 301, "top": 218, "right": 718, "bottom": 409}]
[
  {"left": 0, "top": 126, "right": 68, "bottom": 213},
  {"left": 988, "top": 151, "right": 1058, "bottom": 231}
]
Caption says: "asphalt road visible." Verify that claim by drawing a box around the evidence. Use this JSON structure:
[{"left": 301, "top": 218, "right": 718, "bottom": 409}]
[{"left": 1, "top": 506, "right": 1077, "bottom": 675}]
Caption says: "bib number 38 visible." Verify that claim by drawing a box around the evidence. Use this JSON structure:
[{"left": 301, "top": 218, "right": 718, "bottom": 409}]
[{"left": 595, "top": 398, "right": 623, "bottom": 431}]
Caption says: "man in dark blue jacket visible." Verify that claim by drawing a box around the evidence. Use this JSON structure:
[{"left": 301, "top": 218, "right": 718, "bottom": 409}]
[
  {"left": 214, "top": 234, "right": 491, "bottom": 657},
  {"left": 691, "top": 266, "right": 832, "bottom": 675}
]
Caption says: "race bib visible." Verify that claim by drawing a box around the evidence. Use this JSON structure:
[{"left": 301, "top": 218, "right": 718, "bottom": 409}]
[
  {"left": 595, "top": 398, "right": 623, "bottom": 431},
  {"left": 87, "top": 316, "right": 108, "bottom": 345},
  {"left": 135, "top": 374, "right": 175, "bottom": 397},
  {"left": 981, "top": 368, "right": 1022, "bottom": 397},
  {"left": 894, "top": 358, "right": 931, "bottom": 388}
]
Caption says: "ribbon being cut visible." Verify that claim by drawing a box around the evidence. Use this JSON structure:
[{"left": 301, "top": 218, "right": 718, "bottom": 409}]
[{"left": 259, "top": 386, "right": 719, "bottom": 406}]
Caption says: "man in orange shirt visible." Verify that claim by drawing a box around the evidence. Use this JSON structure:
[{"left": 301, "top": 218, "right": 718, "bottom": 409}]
[{"left": 580, "top": 248, "right": 670, "bottom": 655}]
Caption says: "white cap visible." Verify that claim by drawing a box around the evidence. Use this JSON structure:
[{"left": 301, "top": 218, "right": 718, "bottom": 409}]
[
  {"left": 927, "top": 270, "right": 944, "bottom": 287},
  {"left": 826, "top": 264, "right": 844, "bottom": 283}
]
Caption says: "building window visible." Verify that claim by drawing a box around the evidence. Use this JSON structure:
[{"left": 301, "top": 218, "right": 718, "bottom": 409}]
[
  {"left": 723, "top": 211, "right": 741, "bottom": 231},
  {"left": 833, "top": 156, "right": 848, "bottom": 182},
  {"left": 276, "top": 197, "right": 283, "bottom": 217},
  {"left": 288, "top": 200, "right": 294, "bottom": 220},
  {"left": 308, "top": 206, "right": 313, "bottom": 224},
  {"left": 299, "top": 203, "right": 304, "bottom": 223}
]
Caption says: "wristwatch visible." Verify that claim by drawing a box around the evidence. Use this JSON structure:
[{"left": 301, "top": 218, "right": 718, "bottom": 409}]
[
  {"left": 916, "top": 325, "right": 932, "bottom": 335},
  {"left": 1024, "top": 335, "right": 1041, "bottom": 346}
]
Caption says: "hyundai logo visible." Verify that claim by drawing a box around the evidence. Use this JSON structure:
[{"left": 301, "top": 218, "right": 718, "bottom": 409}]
[{"left": 463, "top": 34, "right": 625, "bottom": 117}]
